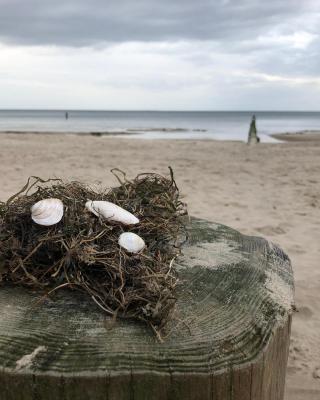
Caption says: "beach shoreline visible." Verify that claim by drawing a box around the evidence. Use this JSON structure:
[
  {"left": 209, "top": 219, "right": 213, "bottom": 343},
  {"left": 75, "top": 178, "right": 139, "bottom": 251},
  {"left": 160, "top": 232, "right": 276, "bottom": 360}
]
[
  {"left": 0, "top": 132, "right": 319, "bottom": 399},
  {"left": 272, "top": 131, "right": 320, "bottom": 142},
  {"left": 1, "top": 129, "right": 320, "bottom": 143}
]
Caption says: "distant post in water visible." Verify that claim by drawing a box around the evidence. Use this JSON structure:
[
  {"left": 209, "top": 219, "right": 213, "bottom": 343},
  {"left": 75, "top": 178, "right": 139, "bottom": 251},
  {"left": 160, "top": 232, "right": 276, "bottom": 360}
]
[
  {"left": 247, "top": 114, "right": 260, "bottom": 144},
  {"left": 65, "top": 111, "right": 69, "bottom": 120}
]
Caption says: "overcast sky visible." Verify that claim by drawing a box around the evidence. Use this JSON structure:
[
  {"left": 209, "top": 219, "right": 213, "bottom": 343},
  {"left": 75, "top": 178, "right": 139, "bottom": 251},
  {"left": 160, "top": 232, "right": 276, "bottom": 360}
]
[{"left": 0, "top": 0, "right": 319, "bottom": 110}]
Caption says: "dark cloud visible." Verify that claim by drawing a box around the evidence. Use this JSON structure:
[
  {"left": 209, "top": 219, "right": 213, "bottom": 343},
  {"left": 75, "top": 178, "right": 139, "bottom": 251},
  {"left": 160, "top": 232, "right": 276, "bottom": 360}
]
[{"left": 0, "top": 0, "right": 315, "bottom": 46}]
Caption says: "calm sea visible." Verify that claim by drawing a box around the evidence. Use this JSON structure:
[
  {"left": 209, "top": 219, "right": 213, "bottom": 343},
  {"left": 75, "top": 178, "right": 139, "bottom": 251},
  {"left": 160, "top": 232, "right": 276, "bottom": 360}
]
[{"left": 0, "top": 110, "right": 319, "bottom": 142}]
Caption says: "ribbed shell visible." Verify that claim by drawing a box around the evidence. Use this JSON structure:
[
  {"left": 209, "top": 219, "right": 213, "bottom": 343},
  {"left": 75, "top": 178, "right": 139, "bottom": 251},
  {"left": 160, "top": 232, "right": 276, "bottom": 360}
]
[{"left": 31, "top": 198, "right": 64, "bottom": 226}]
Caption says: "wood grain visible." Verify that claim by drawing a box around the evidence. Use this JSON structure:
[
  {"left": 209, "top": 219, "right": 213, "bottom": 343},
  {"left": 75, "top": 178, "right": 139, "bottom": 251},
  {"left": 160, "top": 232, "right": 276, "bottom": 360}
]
[{"left": 0, "top": 218, "right": 294, "bottom": 399}]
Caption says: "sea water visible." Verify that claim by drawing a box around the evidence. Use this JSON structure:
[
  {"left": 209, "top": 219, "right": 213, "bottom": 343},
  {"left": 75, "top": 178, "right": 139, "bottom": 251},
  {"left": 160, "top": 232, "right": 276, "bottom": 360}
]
[{"left": 0, "top": 110, "right": 319, "bottom": 142}]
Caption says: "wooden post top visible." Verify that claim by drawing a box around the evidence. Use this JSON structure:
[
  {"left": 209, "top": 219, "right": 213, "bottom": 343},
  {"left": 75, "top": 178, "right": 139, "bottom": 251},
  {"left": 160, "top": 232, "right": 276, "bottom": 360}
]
[{"left": 0, "top": 218, "right": 294, "bottom": 379}]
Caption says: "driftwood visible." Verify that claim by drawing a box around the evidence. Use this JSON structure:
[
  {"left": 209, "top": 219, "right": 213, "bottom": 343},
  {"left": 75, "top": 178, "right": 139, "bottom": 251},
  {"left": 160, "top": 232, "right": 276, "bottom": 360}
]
[{"left": 0, "top": 218, "right": 294, "bottom": 399}]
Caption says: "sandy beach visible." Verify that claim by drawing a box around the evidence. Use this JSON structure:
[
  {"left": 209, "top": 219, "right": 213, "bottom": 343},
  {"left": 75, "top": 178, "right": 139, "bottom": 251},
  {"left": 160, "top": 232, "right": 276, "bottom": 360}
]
[
  {"left": 0, "top": 132, "right": 319, "bottom": 399},
  {"left": 272, "top": 131, "right": 320, "bottom": 142}
]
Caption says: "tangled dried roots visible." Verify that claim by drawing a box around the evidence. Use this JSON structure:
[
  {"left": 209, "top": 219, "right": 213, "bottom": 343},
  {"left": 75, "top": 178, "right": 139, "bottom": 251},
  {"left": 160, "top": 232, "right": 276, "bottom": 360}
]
[{"left": 0, "top": 168, "right": 187, "bottom": 338}]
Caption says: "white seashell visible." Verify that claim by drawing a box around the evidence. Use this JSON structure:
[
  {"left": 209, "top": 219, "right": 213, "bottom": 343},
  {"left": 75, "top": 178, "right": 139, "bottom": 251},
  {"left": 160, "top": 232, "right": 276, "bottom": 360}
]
[
  {"left": 118, "top": 232, "right": 145, "bottom": 253},
  {"left": 85, "top": 200, "right": 139, "bottom": 225},
  {"left": 31, "top": 198, "right": 64, "bottom": 226}
]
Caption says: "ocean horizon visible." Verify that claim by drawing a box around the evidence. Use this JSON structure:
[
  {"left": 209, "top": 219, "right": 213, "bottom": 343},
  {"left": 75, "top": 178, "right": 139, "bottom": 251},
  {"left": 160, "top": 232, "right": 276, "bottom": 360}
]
[{"left": 1, "top": 110, "right": 320, "bottom": 142}]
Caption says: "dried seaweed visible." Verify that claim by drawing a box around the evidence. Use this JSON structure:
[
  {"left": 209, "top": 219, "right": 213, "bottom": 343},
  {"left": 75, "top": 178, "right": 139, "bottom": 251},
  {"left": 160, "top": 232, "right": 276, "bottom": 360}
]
[{"left": 0, "top": 168, "right": 187, "bottom": 338}]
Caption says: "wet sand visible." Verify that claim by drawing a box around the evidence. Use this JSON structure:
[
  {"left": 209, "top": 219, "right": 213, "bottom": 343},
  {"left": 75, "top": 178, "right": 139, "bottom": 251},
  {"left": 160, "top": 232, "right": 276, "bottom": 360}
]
[{"left": 272, "top": 131, "right": 320, "bottom": 142}]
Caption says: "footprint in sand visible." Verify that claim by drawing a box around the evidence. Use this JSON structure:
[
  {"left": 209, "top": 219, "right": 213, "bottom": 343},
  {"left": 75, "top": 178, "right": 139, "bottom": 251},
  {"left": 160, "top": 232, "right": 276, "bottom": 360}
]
[
  {"left": 295, "top": 306, "right": 313, "bottom": 320},
  {"left": 288, "top": 337, "right": 311, "bottom": 374},
  {"left": 313, "top": 367, "right": 320, "bottom": 379},
  {"left": 228, "top": 202, "right": 248, "bottom": 208},
  {"left": 289, "top": 245, "right": 307, "bottom": 255},
  {"left": 255, "top": 225, "right": 286, "bottom": 236}
]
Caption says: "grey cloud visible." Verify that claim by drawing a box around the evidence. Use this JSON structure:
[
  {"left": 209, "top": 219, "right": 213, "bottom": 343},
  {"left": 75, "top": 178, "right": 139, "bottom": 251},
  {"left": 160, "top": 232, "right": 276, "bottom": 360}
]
[{"left": 0, "top": 0, "right": 315, "bottom": 46}]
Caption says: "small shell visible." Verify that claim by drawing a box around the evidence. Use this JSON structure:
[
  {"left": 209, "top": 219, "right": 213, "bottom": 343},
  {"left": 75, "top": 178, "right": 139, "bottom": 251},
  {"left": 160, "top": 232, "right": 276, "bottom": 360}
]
[
  {"left": 85, "top": 200, "right": 139, "bottom": 225},
  {"left": 31, "top": 198, "right": 64, "bottom": 226},
  {"left": 118, "top": 232, "right": 145, "bottom": 253}
]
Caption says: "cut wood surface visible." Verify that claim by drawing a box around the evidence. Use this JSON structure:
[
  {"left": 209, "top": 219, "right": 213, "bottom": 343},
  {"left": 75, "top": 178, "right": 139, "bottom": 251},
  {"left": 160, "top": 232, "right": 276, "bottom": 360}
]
[{"left": 0, "top": 218, "right": 294, "bottom": 400}]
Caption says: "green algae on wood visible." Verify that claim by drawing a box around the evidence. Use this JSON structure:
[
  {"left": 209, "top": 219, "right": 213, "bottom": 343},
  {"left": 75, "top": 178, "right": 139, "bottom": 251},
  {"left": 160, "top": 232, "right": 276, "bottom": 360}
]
[{"left": 0, "top": 217, "right": 294, "bottom": 399}]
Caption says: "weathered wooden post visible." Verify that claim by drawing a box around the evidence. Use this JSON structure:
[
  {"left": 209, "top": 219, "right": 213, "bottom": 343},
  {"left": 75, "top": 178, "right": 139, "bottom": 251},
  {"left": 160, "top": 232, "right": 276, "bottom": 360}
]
[
  {"left": 0, "top": 218, "right": 294, "bottom": 400},
  {"left": 247, "top": 115, "right": 260, "bottom": 144}
]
